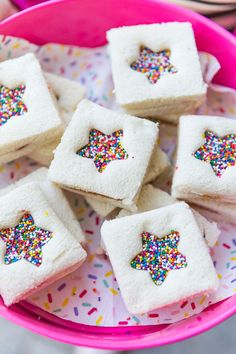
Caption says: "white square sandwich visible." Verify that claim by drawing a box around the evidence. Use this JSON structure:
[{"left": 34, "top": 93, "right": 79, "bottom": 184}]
[
  {"left": 107, "top": 22, "right": 206, "bottom": 123},
  {"left": 0, "top": 53, "right": 62, "bottom": 164},
  {"left": 101, "top": 202, "right": 218, "bottom": 314},
  {"left": 49, "top": 99, "right": 158, "bottom": 210},
  {"left": 0, "top": 183, "right": 87, "bottom": 306},
  {"left": 172, "top": 115, "right": 236, "bottom": 209}
]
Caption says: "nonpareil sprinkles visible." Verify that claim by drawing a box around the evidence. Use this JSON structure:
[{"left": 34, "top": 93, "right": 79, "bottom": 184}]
[
  {"left": 0, "top": 212, "right": 53, "bottom": 267},
  {"left": 130, "top": 47, "right": 177, "bottom": 84},
  {"left": 77, "top": 129, "right": 128, "bottom": 173},
  {"left": 130, "top": 231, "right": 187, "bottom": 285},
  {"left": 194, "top": 130, "right": 236, "bottom": 177},
  {"left": 0, "top": 84, "right": 28, "bottom": 126}
]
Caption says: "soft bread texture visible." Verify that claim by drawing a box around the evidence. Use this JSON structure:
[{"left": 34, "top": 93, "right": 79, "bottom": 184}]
[
  {"left": 101, "top": 202, "right": 218, "bottom": 314},
  {"left": 29, "top": 72, "right": 85, "bottom": 165},
  {"left": 49, "top": 99, "right": 158, "bottom": 210},
  {"left": 0, "top": 53, "right": 63, "bottom": 163},
  {"left": 107, "top": 22, "right": 206, "bottom": 122},
  {"left": 118, "top": 185, "right": 220, "bottom": 247},
  {"left": 44, "top": 72, "right": 86, "bottom": 125},
  {"left": 29, "top": 138, "right": 61, "bottom": 166},
  {"left": 85, "top": 146, "right": 169, "bottom": 217},
  {"left": 0, "top": 167, "right": 85, "bottom": 244},
  {"left": 0, "top": 183, "right": 87, "bottom": 306},
  {"left": 190, "top": 197, "right": 236, "bottom": 224},
  {"left": 172, "top": 115, "right": 236, "bottom": 203}
]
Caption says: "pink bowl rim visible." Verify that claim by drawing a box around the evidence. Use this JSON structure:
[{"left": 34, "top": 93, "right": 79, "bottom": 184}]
[
  {"left": 0, "top": 0, "right": 235, "bottom": 349},
  {"left": 1, "top": 0, "right": 236, "bottom": 47},
  {"left": 0, "top": 297, "right": 235, "bottom": 349}
]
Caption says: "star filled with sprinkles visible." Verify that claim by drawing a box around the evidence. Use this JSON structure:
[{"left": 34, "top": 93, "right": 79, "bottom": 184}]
[
  {"left": 0, "top": 84, "right": 28, "bottom": 127},
  {"left": 0, "top": 212, "right": 53, "bottom": 267},
  {"left": 130, "top": 47, "right": 177, "bottom": 84},
  {"left": 194, "top": 130, "right": 236, "bottom": 177},
  {"left": 77, "top": 129, "right": 129, "bottom": 173},
  {"left": 130, "top": 231, "right": 187, "bottom": 286}
]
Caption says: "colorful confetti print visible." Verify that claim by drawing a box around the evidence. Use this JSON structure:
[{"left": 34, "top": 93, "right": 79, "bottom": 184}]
[
  {"left": 0, "top": 35, "right": 235, "bottom": 326},
  {"left": 130, "top": 47, "right": 177, "bottom": 84},
  {"left": 0, "top": 212, "right": 53, "bottom": 266},
  {"left": 77, "top": 129, "right": 128, "bottom": 173},
  {"left": 194, "top": 130, "right": 236, "bottom": 177},
  {"left": 130, "top": 231, "right": 187, "bottom": 285},
  {"left": 0, "top": 84, "right": 27, "bottom": 126}
]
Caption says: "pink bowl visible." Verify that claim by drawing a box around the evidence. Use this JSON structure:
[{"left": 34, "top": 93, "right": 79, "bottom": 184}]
[{"left": 0, "top": 0, "right": 235, "bottom": 349}]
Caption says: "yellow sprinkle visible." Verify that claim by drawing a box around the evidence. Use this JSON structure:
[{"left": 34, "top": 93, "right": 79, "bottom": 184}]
[
  {"left": 230, "top": 257, "right": 236, "bottom": 261},
  {"left": 105, "top": 271, "right": 113, "bottom": 277},
  {"left": 0, "top": 165, "right": 5, "bottom": 173},
  {"left": 88, "top": 254, "right": 95, "bottom": 262},
  {"left": 62, "top": 298, "right": 69, "bottom": 307},
  {"left": 71, "top": 287, "right": 77, "bottom": 296},
  {"left": 44, "top": 302, "right": 50, "bottom": 310},
  {"left": 109, "top": 288, "right": 118, "bottom": 296},
  {"left": 12, "top": 43, "right": 20, "bottom": 49},
  {"left": 77, "top": 207, "right": 85, "bottom": 214},
  {"left": 74, "top": 49, "right": 82, "bottom": 57},
  {"left": 199, "top": 295, "right": 207, "bottom": 305},
  {"left": 184, "top": 313, "right": 189, "bottom": 318},
  {"left": 217, "top": 274, "right": 222, "bottom": 279},
  {"left": 96, "top": 79, "right": 102, "bottom": 86},
  {"left": 96, "top": 316, "right": 103, "bottom": 325},
  {"left": 234, "top": 288, "right": 236, "bottom": 292},
  {"left": 44, "top": 211, "right": 49, "bottom": 217},
  {"left": 87, "top": 239, "right": 92, "bottom": 244},
  {"left": 15, "top": 162, "right": 21, "bottom": 170}
]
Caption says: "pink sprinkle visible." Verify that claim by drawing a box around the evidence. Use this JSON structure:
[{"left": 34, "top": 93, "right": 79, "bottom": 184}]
[
  {"left": 85, "top": 230, "right": 94, "bottom": 235},
  {"left": 47, "top": 293, "right": 52, "bottom": 303},
  {"left": 191, "top": 302, "right": 196, "bottom": 310},
  {"left": 180, "top": 301, "right": 188, "bottom": 308},
  {"left": 96, "top": 216, "right": 100, "bottom": 225},
  {"left": 223, "top": 243, "right": 231, "bottom": 249},
  {"left": 79, "top": 290, "right": 87, "bottom": 298},
  {"left": 88, "top": 307, "right": 97, "bottom": 315},
  {"left": 118, "top": 321, "right": 128, "bottom": 325},
  {"left": 148, "top": 313, "right": 159, "bottom": 318}
]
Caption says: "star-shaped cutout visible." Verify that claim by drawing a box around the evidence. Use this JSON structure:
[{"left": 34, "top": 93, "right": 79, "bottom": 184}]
[
  {"left": 0, "top": 84, "right": 28, "bottom": 127},
  {"left": 0, "top": 212, "right": 53, "bottom": 267},
  {"left": 130, "top": 231, "right": 187, "bottom": 286},
  {"left": 77, "top": 128, "right": 129, "bottom": 173},
  {"left": 130, "top": 46, "right": 177, "bottom": 84},
  {"left": 194, "top": 130, "right": 236, "bottom": 177}
]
